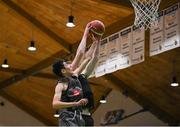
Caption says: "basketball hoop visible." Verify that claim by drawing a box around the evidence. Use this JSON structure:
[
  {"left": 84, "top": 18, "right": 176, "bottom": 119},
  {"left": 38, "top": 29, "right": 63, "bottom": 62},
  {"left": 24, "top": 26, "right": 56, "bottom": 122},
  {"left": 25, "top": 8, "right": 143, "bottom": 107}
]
[{"left": 130, "top": 0, "right": 161, "bottom": 30}]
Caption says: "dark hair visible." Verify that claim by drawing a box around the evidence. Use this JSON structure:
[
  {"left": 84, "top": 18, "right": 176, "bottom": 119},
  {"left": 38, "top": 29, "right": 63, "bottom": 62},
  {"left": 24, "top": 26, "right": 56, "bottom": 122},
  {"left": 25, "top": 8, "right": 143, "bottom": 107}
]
[{"left": 52, "top": 60, "right": 65, "bottom": 77}]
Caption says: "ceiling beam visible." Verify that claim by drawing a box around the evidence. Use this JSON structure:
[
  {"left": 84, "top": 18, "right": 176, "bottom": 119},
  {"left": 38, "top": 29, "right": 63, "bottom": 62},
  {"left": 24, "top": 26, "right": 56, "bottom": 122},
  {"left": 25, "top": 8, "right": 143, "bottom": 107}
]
[
  {"left": 0, "top": 68, "right": 105, "bottom": 87},
  {"left": 0, "top": 50, "right": 67, "bottom": 89},
  {"left": 1, "top": 0, "right": 71, "bottom": 53},
  {"left": 34, "top": 73, "right": 103, "bottom": 86},
  {"left": 89, "top": 81, "right": 103, "bottom": 86},
  {"left": 101, "top": 74, "right": 178, "bottom": 123},
  {"left": 0, "top": 90, "right": 56, "bottom": 125},
  {"left": 0, "top": 67, "right": 24, "bottom": 73},
  {"left": 34, "top": 73, "right": 57, "bottom": 80}
]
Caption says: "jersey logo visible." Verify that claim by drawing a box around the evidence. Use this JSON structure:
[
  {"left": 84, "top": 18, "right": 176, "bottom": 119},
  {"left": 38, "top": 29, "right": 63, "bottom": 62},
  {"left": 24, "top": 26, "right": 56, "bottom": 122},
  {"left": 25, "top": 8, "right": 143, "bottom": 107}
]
[
  {"left": 72, "top": 89, "right": 80, "bottom": 96},
  {"left": 68, "top": 87, "right": 82, "bottom": 97}
]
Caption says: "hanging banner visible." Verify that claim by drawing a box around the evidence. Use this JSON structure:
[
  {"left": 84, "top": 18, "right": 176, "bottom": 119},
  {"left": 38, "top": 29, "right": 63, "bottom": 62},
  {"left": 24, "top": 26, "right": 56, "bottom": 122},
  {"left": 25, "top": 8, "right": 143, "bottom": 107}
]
[
  {"left": 95, "top": 38, "right": 108, "bottom": 77},
  {"left": 132, "top": 26, "right": 145, "bottom": 65},
  {"left": 163, "top": 3, "right": 180, "bottom": 52},
  {"left": 106, "top": 33, "right": 120, "bottom": 73},
  {"left": 150, "top": 11, "right": 164, "bottom": 56},
  {"left": 118, "top": 27, "right": 132, "bottom": 69}
]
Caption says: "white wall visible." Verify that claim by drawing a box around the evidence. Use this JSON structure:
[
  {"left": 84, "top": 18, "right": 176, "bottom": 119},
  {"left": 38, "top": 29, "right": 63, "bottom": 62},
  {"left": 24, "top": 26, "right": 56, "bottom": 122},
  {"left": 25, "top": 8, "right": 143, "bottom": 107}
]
[
  {"left": 93, "top": 90, "right": 167, "bottom": 126},
  {"left": 0, "top": 96, "right": 44, "bottom": 126}
]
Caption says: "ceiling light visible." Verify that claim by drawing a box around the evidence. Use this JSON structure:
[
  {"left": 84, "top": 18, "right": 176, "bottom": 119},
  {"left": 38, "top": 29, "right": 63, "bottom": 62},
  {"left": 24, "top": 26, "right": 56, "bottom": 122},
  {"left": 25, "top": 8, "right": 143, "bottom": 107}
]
[
  {"left": 28, "top": 40, "right": 36, "bottom": 51},
  {"left": 171, "top": 76, "right": 179, "bottom": 87},
  {"left": 54, "top": 110, "right": 59, "bottom": 118},
  {"left": 66, "top": 0, "right": 75, "bottom": 28},
  {"left": 66, "top": 15, "right": 75, "bottom": 28},
  {"left": 1, "top": 59, "right": 9, "bottom": 68},
  {"left": 100, "top": 96, "right": 107, "bottom": 104}
]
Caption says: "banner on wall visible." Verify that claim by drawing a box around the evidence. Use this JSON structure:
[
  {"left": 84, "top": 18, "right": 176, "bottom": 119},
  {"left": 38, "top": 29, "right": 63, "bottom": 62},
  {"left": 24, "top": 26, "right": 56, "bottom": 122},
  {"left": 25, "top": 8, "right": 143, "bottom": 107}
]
[
  {"left": 95, "top": 38, "right": 108, "bottom": 77},
  {"left": 94, "top": 2, "right": 179, "bottom": 78},
  {"left": 118, "top": 27, "right": 132, "bottom": 69},
  {"left": 106, "top": 33, "right": 121, "bottom": 73},
  {"left": 150, "top": 11, "right": 164, "bottom": 56},
  {"left": 163, "top": 3, "right": 180, "bottom": 52},
  {"left": 132, "top": 26, "right": 145, "bottom": 65}
]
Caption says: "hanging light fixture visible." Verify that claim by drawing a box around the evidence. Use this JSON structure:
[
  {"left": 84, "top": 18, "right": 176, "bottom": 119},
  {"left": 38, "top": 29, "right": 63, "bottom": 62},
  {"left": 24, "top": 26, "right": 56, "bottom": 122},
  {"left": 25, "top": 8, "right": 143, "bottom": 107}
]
[
  {"left": 171, "top": 76, "right": 179, "bottom": 87},
  {"left": 28, "top": 40, "right": 36, "bottom": 51},
  {"left": 170, "top": 59, "right": 179, "bottom": 87},
  {"left": 100, "top": 96, "right": 107, "bottom": 104},
  {"left": 28, "top": 24, "right": 36, "bottom": 51},
  {"left": 54, "top": 110, "right": 59, "bottom": 118},
  {"left": 1, "top": 58, "right": 9, "bottom": 68},
  {"left": 66, "top": 0, "right": 75, "bottom": 27},
  {"left": 66, "top": 15, "right": 75, "bottom": 27}
]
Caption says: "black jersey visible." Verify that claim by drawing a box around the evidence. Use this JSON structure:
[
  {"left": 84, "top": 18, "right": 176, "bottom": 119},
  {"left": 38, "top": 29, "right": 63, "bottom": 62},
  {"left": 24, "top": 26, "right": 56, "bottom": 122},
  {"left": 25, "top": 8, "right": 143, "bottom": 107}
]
[
  {"left": 58, "top": 75, "right": 83, "bottom": 107},
  {"left": 78, "top": 74, "right": 94, "bottom": 110},
  {"left": 57, "top": 75, "right": 85, "bottom": 126}
]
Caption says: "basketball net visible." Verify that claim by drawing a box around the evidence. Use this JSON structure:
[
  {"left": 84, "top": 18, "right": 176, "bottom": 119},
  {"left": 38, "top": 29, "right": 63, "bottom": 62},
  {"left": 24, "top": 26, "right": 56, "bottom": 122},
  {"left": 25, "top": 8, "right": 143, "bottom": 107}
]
[{"left": 130, "top": 0, "right": 161, "bottom": 30}]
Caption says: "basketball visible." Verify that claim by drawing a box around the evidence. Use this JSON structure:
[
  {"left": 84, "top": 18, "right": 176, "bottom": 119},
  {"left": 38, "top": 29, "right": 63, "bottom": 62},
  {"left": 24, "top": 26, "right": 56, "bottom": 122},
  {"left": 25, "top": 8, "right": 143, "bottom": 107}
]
[{"left": 90, "top": 20, "right": 105, "bottom": 36}]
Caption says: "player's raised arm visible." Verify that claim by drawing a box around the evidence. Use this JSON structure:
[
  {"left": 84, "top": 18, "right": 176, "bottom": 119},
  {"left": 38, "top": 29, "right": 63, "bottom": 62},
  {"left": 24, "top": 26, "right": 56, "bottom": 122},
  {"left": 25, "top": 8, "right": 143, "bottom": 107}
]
[
  {"left": 70, "top": 23, "right": 92, "bottom": 71},
  {"left": 82, "top": 41, "right": 100, "bottom": 78}
]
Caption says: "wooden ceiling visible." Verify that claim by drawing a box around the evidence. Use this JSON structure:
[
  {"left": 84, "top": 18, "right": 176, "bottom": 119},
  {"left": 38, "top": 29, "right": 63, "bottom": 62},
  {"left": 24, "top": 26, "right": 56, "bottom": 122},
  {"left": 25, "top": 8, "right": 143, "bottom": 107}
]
[
  {"left": 11, "top": 0, "right": 132, "bottom": 44},
  {"left": 0, "top": 0, "right": 179, "bottom": 125}
]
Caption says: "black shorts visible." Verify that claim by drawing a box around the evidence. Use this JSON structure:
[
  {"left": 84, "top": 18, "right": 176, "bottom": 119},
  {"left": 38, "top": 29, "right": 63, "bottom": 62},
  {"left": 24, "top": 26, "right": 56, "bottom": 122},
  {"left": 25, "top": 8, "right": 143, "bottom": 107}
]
[
  {"left": 82, "top": 114, "right": 94, "bottom": 126},
  {"left": 59, "top": 110, "right": 85, "bottom": 126},
  {"left": 78, "top": 74, "right": 94, "bottom": 109}
]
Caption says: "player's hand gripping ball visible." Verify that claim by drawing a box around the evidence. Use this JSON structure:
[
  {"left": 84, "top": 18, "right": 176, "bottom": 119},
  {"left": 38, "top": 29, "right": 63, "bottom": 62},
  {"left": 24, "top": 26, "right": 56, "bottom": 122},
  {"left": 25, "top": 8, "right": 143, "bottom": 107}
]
[{"left": 90, "top": 20, "right": 105, "bottom": 37}]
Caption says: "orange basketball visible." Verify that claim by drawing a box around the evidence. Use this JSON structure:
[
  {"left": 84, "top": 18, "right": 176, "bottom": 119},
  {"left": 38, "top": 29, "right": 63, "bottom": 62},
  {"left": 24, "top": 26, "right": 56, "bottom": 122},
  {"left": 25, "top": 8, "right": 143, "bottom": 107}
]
[{"left": 90, "top": 20, "right": 105, "bottom": 36}]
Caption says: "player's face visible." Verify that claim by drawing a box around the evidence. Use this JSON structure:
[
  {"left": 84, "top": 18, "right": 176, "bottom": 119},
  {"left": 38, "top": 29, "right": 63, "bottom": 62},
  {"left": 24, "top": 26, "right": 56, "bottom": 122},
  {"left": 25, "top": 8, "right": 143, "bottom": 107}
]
[
  {"left": 61, "top": 67, "right": 72, "bottom": 77},
  {"left": 63, "top": 61, "right": 73, "bottom": 71},
  {"left": 61, "top": 62, "right": 73, "bottom": 76}
]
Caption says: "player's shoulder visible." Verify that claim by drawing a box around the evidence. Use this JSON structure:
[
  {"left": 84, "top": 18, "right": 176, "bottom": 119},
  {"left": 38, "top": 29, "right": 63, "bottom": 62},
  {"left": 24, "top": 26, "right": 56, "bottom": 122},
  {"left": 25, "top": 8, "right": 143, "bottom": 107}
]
[
  {"left": 56, "top": 82, "right": 68, "bottom": 91},
  {"left": 56, "top": 82, "right": 63, "bottom": 89}
]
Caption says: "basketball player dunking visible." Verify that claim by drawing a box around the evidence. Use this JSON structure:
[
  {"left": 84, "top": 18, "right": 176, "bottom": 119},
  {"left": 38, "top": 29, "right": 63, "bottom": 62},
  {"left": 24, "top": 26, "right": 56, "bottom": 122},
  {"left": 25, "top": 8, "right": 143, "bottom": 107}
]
[{"left": 52, "top": 20, "right": 105, "bottom": 126}]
